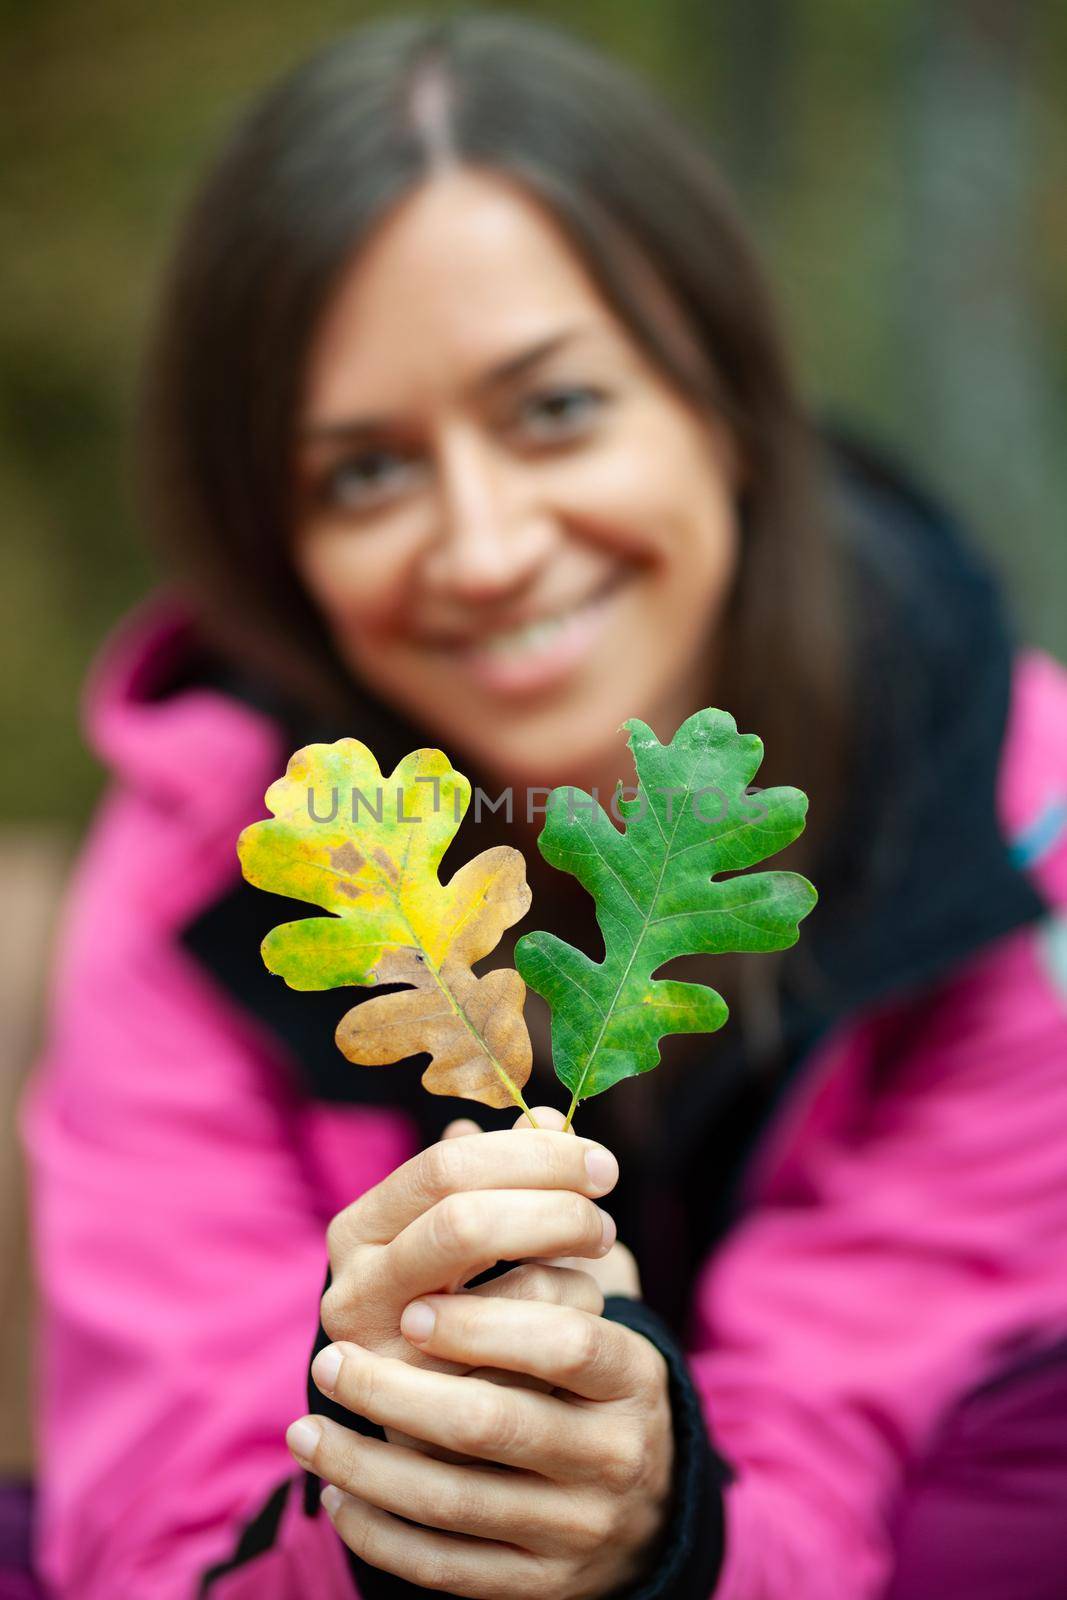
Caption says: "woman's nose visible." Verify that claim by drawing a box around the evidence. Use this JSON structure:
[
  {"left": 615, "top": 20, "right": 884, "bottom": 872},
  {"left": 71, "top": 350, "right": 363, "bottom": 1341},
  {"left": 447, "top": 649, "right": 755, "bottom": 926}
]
[{"left": 422, "top": 424, "right": 556, "bottom": 599}]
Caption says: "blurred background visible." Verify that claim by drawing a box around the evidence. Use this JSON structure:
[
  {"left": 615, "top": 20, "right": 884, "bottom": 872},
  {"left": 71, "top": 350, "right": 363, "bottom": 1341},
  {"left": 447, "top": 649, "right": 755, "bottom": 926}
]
[{"left": 1, "top": 0, "right": 1065, "bottom": 1476}]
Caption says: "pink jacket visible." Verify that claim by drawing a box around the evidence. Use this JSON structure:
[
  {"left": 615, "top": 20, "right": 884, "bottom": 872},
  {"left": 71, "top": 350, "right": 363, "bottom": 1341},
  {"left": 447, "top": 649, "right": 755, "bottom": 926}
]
[{"left": 19, "top": 599, "right": 1067, "bottom": 1600}]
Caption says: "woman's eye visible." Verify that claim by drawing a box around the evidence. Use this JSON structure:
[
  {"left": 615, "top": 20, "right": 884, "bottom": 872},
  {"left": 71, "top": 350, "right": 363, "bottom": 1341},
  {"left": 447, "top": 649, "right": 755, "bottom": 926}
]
[
  {"left": 513, "top": 385, "right": 608, "bottom": 443},
  {"left": 318, "top": 449, "right": 419, "bottom": 511}
]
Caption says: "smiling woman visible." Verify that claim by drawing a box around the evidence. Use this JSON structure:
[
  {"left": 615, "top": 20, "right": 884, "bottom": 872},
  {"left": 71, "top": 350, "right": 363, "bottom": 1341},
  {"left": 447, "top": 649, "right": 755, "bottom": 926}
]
[
  {"left": 140, "top": 9, "right": 845, "bottom": 843},
  {"left": 19, "top": 10, "right": 1067, "bottom": 1600},
  {"left": 292, "top": 170, "right": 743, "bottom": 791}
]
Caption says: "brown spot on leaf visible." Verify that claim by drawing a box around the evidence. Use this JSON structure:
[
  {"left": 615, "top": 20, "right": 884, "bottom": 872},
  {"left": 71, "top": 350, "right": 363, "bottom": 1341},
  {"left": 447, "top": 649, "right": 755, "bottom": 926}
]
[
  {"left": 329, "top": 841, "right": 364, "bottom": 874},
  {"left": 371, "top": 846, "right": 400, "bottom": 881}
]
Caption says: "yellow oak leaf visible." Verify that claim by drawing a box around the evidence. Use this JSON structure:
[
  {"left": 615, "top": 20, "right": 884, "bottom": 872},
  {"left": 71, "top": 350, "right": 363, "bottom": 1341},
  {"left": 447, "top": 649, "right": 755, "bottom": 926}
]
[{"left": 238, "top": 738, "right": 534, "bottom": 1111}]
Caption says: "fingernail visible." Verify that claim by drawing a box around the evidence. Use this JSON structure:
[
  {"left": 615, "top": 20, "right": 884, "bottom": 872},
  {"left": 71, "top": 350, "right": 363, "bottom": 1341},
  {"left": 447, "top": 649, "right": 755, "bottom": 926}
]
[
  {"left": 597, "top": 1207, "right": 617, "bottom": 1253},
  {"left": 285, "top": 1417, "right": 321, "bottom": 1465},
  {"left": 400, "top": 1300, "right": 437, "bottom": 1343},
  {"left": 321, "top": 1484, "right": 345, "bottom": 1518},
  {"left": 584, "top": 1146, "right": 619, "bottom": 1195},
  {"left": 312, "top": 1345, "right": 342, "bottom": 1393}
]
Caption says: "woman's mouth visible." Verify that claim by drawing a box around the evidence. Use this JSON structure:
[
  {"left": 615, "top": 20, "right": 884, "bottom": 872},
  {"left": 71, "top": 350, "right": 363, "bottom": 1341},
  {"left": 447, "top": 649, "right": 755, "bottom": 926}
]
[{"left": 433, "top": 571, "right": 631, "bottom": 696}]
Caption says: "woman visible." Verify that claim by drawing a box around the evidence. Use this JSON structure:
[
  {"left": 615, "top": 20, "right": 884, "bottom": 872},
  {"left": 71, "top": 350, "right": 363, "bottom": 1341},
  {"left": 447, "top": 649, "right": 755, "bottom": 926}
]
[{"left": 20, "top": 12, "right": 1067, "bottom": 1600}]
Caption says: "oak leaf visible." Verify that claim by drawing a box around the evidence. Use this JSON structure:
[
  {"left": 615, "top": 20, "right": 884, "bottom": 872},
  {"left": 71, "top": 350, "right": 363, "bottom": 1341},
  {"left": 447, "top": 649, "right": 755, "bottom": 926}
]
[
  {"left": 513, "top": 709, "right": 817, "bottom": 1121},
  {"left": 237, "top": 739, "right": 534, "bottom": 1110}
]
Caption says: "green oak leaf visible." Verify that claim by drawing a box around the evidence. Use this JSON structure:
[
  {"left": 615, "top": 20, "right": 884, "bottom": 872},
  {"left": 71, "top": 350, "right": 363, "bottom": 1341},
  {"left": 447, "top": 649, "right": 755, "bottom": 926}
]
[{"left": 513, "top": 708, "right": 817, "bottom": 1117}]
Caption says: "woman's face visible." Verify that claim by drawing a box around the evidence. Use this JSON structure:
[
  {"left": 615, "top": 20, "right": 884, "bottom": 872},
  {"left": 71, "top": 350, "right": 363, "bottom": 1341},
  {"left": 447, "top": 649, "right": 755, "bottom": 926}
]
[{"left": 293, "top": 169, "right": 741, "bottom": 792}]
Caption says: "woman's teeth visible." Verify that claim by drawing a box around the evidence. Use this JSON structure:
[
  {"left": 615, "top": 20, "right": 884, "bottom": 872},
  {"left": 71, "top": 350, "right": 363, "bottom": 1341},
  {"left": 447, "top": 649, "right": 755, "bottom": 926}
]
[
  {"left": 481, "top": 611, "right": 570, "bottom": 655},
  {"left": 474, "top": 579, "right": 622, "bottom": 656},
  {"left": 443, "top": 573, "right": 625, "bottom": 693}
]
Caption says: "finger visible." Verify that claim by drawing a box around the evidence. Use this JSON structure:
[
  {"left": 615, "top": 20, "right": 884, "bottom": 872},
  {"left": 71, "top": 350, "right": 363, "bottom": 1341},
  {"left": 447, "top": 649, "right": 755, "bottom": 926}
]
[
  {"left": 287, "top": 1417, "right": 580, "bottom": 1554},
  {"left": 383, "top": 1261, "right": 604, "bottom": 1402},
  {"left": 443, "top": 1118, "right": 482, "bottom": 1139},
  {"left": 512, "top": 1105, "right": 570, "bottom": 1132},
  {"left": 524, "top": 1242, "right": 641, "bottom": 1301},
  {"left": 399, "top": 1295, "right": 653, "bottom": 1402},
  {"left": 469, "top": 1261, "right": 604, "bottom": 1316},
  {"left": 385, "top": 1188, "right": 616, "bottom": 1302},
  {"left": 333, "top": 1129, "right": 618, "bottom": 1249},
  {"left": 312, "top": 1341, "right": 605, "bottom": 1478},
  {"left": 382, "top": 1364, "right": 554, "bottom": 1465},
  {"left": 343, "top": 1265, "right": 604, "bottom": 1402},
  {"left": 321, "top": 1487, "right": 546, "bottom": 1598}
]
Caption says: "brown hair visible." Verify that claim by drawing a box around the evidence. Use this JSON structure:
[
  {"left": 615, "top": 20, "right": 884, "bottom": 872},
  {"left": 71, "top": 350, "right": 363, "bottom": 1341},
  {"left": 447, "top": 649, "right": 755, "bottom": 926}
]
[{"left": 140, "top": 8, "right": 848, "bottom": 1058}]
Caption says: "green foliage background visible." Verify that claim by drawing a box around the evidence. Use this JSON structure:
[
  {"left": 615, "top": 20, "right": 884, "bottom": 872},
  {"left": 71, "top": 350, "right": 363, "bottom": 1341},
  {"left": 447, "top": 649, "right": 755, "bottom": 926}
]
[{"left": 3, "top": 0, "right": 1065, "bottom": 824}]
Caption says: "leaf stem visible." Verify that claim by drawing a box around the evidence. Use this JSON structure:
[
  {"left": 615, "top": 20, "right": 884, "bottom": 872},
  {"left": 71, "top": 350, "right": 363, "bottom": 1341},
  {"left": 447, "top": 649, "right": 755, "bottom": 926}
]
[{"left": 519, "top": 1098, "right": 542, "bottom": 1130}]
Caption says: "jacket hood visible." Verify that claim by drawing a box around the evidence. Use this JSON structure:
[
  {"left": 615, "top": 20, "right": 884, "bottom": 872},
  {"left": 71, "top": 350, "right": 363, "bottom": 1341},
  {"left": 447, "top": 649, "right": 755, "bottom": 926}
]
[
  {"left": 85, "top": 434, "right": 1047, "bottom": 1049},
  {"left": 82, "top": 593, "right": 284, "bottom": 822},
  {"left": 800, "top": 430, "right": 1046, "bottom": 1017},
  {"left": 85, "top": 435, "right": 1047, "bottom": 1035},
  {"left": 83, "top": 435, "right": 1055, "bottom": 1328}
]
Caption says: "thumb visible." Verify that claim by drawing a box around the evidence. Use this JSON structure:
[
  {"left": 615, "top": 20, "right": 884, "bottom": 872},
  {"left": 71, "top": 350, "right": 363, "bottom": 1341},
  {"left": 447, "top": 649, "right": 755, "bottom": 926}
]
[{"left": 442, "top": 1117, "right": 483, "bottom": 1140}]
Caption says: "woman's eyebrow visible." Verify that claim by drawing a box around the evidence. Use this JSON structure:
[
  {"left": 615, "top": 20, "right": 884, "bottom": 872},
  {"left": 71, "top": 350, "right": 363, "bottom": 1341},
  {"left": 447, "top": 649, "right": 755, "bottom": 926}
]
[{"left": 300, "top": 324, "right": 592, "bottom": 442}]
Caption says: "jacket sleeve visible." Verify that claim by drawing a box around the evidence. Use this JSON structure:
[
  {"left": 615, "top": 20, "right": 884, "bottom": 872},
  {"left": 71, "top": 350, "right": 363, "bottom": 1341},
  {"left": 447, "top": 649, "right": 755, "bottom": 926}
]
[
  {"left": 18, "top": 796, "right": 415, "bottom": 1600},
  {"left": 687, "top": 913, "right": 1067, "bottom": 1600}
]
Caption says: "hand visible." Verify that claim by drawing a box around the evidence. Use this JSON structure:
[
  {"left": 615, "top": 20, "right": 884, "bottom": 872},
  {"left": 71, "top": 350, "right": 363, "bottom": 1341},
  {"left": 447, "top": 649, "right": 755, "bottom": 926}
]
[
  {"left": 286, "top": 1110, "right": 672, "bottom": 1594},
  {"left": 397, "top": 1108, "right": 640, "bottom": 1463},
  {"left": 289, "top": 1276, "right": 674, "bottom": 1599},
  {"left": 445, "top": 1107, "right": 642, "bottom": 1304},
  {"left": 314, "top": 1108, "right": 624, "bottom": 1375},
  {"left": 309, "top": 1106, "right": 633, "bottom": 1466}
]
